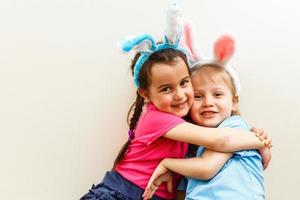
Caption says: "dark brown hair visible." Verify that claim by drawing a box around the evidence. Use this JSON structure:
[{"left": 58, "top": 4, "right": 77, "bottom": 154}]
[{"left": 113, "top": 48, "right": 189, "bottom": 168}]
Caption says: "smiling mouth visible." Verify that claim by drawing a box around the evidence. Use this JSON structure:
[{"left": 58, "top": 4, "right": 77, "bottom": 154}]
[
  {"left": 172, "top": 101, "right": 187, "bottom": 109},
  {"left": 201, "top": 111, "right": 217, "bottom": 117}
]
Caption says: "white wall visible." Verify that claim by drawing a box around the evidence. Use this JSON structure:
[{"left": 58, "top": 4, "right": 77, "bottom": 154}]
[{"left": 0, "top": 0, "right": 299, "bottom": 199}]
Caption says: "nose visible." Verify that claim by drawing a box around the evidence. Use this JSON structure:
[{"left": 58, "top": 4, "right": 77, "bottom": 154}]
[
  {"left": 202, "top": 95, "right": 213, "bottom": 107},
  {"left": 174, "top": 88, "right": 185, "bottom": 101}
]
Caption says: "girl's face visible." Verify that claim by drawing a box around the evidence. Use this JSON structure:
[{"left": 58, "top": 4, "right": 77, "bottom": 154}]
[
  {"left": 139, "top": 57, "right": 194, "bottom": 117},
  {"left": 190, "top": 71, "right": 238, "bottom": 127}
]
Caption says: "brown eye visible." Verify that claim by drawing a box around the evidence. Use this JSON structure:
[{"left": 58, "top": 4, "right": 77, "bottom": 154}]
[
  {"left": 161, "top": 87, "right": 172, "bottom": 93},
  {"left": 194, "top": 94, "right": 202, "bottom": 100},
  {"left": 180, "top": 79, "right": 189, "bottom": 87},
  {"left": 214, "top": 92, "right": 223, "bottom": 97}
]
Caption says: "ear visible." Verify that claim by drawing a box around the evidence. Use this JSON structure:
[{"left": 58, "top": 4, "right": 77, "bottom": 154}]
[
  {"left": 120, "top": 34, "right": 157, "bottom": 53},
  {"left": 165, "top": 4, "right": 183, "bottom": 45},
  {"left": 214, "top": 35, "right": 235, "bottom": 65},
  {"left": 138, "top": 88, "right": 149, "bottom": 101},
  {"left": 180, "top": 20, "right": 204, "bottom": 62},
  {"left": 232, "top": 95, "right": 239, "bottom": 112}
]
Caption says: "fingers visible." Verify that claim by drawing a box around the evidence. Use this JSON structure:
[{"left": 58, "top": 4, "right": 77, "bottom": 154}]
[
  {"left": 258, "top": 146, "right": 272, "bottom": 170},
  {"left": 263, "top": 154, "right": 271, "bottom": 169},
  {"left": 143, "top": 181, "right": 159, "bottom": 200},
  {"left": 143, "top": 183, "right": 158, "bottom": 200},
  {"left": 251, "top": 127, "right": 261, "bottom": 136},
  {"left": 263, "top": 162, "right": 268, "bottom": 170},
  {"left": 251, "top": 127, "right": 273, "bottom": 149},
  {"left": 166, "top": 178, "right": 173, "bottom": 193},
  {"left": 150, "top": 182, "right": 159, "bottom": 191},
  {"left": 148, "top": 189, "right": 156, "bottom": 199},
  {"left": 143, "top": 179, "right": 155, "bottom": 199},
  {"left": 262, "top": 153, "right": 270, "bottom": 169},
  {"left": 143, "top": 188, "right": 154, "bottom": 200},
  {"left": 262, "top": 133, "right": 272, "bottom": 148},
  {"left": 142, "top": 167, "right": 172, "bottom": 199},
  {"left": 266, "top": 138, "right": 272, "bottom": 149},
  {"left": 143, "top": 188, "right": 151, "bottom": 200},
  {"left": 253, "top": 128, "right": 265, "bottom": 139},
  {"left": 251, "top": 127, "right": 266, "bottom": 143},
  {"left": 264, "top": 137, "right": 273, "bottom": 148}
]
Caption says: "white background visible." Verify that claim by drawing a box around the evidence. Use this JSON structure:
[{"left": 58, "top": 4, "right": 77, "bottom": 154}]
[{"left": 0, "top": 0, "right": 299, "bottom": 199}]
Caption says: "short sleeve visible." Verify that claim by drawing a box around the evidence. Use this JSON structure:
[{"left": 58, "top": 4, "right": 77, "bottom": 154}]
[
  {"left": 218, "top": 116, "right": 260, "bottom": 158},
  {"left": 218, "top": 116, "right": 249, "bottom": 130},
  {"left": 135, "top": 108, "right": 185, "bottom": 145}
]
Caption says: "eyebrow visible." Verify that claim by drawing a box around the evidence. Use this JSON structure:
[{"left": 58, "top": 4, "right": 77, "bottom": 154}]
[
  {"left": 193, "top": 86, "right": 225, "bottom": 92},
  {"left": 193, "top": 89, "right": 204, "bottom": 94},
  {"left": 157, "top": 76, "right": 190, "bottom": 90},
  {"left": 157, "top": 84, "right": 170, "bottom": 90}
]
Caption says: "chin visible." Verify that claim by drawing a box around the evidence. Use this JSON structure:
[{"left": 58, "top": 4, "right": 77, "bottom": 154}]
[
  {"left": 200, "top": 120, "right": 221, "bottom": 128},
  {"left": 204, "top": 124, "right": 218, "bottom": 128},
  {"left": 177, "top": 111, "right": 189, "bottom": 117},
  {"left": 173, "top": 109, "right": 189, "bottom": 117}
]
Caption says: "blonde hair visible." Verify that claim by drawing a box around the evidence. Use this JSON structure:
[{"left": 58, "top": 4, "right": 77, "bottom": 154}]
[{"left": 191, "top": 63, "right": 240, "bottom": 116}]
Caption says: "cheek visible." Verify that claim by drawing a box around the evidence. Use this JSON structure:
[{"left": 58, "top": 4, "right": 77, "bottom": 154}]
[
  {"left": 188, "top": 86, "right": 194, "bottom": 96},
  {"left": 186, "top": 87, "right": 195, "bottom": 101},
  {"left": 220, "top": 100, "right": 234, "bottom": 115},
  {"left": 190, "top": 102, "right": 200, "bottom": 117},
  {"left": 159, "top": 95, "right": 172, "bottom": 106}
]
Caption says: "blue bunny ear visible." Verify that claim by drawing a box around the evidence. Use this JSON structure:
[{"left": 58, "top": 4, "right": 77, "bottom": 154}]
[{"left": 120, "top": 34, "right": 157, "bottom": 53}]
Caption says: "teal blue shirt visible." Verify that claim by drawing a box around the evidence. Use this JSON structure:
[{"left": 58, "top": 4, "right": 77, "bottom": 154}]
[{"left": 179, "top": 116, "right": 265, "bottom": 200}]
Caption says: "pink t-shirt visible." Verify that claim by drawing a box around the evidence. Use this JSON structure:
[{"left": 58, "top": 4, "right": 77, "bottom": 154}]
[{"left": 115, "top": 103, "right": 188, "bottom": 199}]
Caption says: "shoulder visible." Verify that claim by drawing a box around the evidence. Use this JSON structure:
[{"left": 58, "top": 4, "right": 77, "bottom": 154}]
[
  {"left": 144, "top": 109, "right": 184, "bottom": 124},
  {"left": 218, "top": 116, "right": 249, "bottom": 130},
  {"left": 136, "top": 106, "right": 184, "bottom": 135}
]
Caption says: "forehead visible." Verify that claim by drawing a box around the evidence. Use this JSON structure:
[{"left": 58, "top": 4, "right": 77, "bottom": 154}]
[
  {"left": 191, "top": 70, "right": 231, "bottom": 90},
  {"left": 150, "top": 57, "right": 189, "bottom": 85}
]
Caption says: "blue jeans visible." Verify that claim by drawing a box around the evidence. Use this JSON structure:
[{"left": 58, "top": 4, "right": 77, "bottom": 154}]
[{"left": 80, "top": 171, "right": 165, "bottom": 200}]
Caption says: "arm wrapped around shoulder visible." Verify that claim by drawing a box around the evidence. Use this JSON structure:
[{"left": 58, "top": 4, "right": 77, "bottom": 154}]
[{"left": 164, "top": 122, "right": 265, "bottom": 152}]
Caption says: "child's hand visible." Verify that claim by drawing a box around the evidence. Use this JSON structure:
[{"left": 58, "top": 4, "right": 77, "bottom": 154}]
[
  {"left": 251, "top": 127, "right": 272, "bottom": 169},
  {"left": 251, "top": 127, "right": 273, "bottom": 148},
  {"left": 259, "top": 147, "right": 272, "bottom": 169},
  {"left": 143, "top": 160, "right": 173, "bottom": 200}
]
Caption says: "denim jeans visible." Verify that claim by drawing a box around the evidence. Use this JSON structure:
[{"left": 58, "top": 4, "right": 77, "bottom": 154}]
[{"left": 80, "top": 171, "right": 164, "bottom": 200}]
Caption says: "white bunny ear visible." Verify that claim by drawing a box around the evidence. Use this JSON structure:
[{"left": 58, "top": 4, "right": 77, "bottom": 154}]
[
  {"left": 133, "top": 39, "right": 153, "bottom": 52},
  {"left": 214, "top": 34, "right": 241, "bottom": 95},
  {"left": 214, "top": 35, "right": 235, "bottom": 65},
  {"left": 120, "top": 34, "right": 157, "bottom": 53},
  {"left": 180, "top": 20, "right": 204, "bottom": 63},
  {"left": 165, "top": 4, "right": 183, "bottom": 45}
]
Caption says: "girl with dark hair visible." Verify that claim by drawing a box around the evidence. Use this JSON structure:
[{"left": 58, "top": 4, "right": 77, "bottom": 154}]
[{"left": 80, "top": 5, "right": 270, "bottom": 200}]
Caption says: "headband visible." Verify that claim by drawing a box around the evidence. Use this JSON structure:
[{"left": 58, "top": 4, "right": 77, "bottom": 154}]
[
  {"left": 120, "top": 4, "right": 188, "bottom": 87},
  {"left": 180, "top": 21, "right": 241, "bottom": 95}
]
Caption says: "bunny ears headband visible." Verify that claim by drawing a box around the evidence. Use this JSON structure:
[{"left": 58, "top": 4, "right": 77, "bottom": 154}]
[
  {"left": 181, "top": 21, "right": 241, "bottom": 95},
  {"left": 120, "top": 2, "right": 241, "bottom": 95},
  {"left": 120, "top": 4, "right": 188, "bottom": 87}
]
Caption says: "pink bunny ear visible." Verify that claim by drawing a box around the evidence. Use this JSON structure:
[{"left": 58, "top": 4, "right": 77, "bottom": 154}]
[
  {"left": 180, "top": 20, "right": 203, "bottom": 62},
  {"left": 214, "top": 35, "right": 235, "bottom": 64}
]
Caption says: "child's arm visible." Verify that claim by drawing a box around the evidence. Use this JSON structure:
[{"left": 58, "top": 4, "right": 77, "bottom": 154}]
[
  {"left": 164, "top": 122, "right": 270, "bottom": 152},
  {"left": 142, "top": 151, "right": 232, "bottom": 200},
  {"left": 160, "top": 150, "right": 232, "bottom": 180}
]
